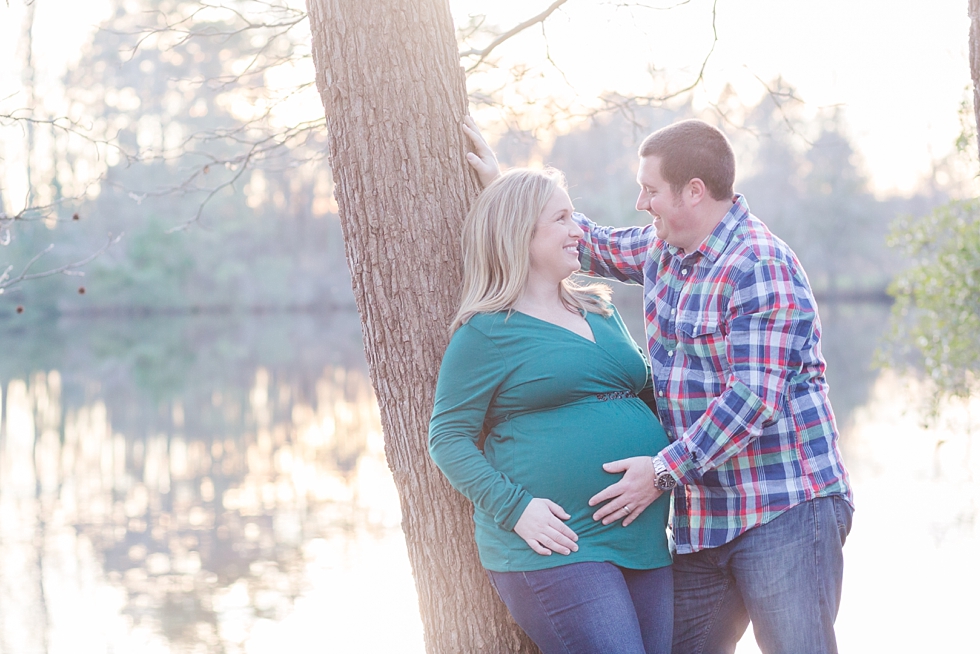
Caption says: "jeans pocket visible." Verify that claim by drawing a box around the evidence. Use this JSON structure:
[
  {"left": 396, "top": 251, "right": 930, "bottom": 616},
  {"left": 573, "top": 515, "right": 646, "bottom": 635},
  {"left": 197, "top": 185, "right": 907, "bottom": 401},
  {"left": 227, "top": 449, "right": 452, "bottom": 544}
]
[{"left": 832, "top": 496, "right": 853, "bottom": 546}]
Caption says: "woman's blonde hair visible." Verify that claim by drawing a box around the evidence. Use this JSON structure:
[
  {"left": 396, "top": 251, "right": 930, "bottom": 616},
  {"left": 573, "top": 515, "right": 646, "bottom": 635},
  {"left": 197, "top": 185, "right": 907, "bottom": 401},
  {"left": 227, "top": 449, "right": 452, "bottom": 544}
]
[{"left": 451, "top": 167, "right": 612, "bottom": 331}]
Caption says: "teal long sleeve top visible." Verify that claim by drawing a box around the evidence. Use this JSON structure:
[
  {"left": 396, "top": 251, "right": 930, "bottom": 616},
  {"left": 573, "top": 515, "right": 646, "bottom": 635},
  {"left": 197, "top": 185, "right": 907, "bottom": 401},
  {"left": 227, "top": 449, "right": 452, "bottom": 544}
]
[{"left": 428, "top": 306, "right": 672, "bottom": 572}]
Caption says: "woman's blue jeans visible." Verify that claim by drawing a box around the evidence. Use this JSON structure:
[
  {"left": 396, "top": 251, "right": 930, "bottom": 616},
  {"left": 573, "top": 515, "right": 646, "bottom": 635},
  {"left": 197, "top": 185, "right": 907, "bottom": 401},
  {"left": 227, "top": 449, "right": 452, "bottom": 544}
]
[{"left": 487, "top": 561, "right": 673, "bottom": 654}]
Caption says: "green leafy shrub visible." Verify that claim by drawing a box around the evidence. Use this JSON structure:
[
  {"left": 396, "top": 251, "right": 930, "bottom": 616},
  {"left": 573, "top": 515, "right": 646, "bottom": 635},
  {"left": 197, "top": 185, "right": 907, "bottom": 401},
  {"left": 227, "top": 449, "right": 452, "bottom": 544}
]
[{"left": 886, "top": 199, "right": 980, "bottom": 403}]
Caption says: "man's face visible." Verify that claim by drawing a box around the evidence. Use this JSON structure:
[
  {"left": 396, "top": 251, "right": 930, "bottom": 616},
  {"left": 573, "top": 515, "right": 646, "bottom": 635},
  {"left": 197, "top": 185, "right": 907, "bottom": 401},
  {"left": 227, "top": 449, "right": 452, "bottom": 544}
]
[{"left": 635, "top": 155, "right": 694, "bottom": 251}]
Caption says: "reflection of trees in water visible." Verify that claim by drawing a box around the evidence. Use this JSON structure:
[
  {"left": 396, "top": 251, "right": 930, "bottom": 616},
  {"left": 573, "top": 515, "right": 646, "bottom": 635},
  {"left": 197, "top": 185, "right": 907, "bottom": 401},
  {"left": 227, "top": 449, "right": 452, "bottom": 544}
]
[
  {"left": 0, "top": 375, "right": 58, "bottom": 654},
  {"left": 817, "top": 300, "right": 892, "bottom": 438},
  {"left": 0, "top": 339, "right": 389, "bottom": 652}
]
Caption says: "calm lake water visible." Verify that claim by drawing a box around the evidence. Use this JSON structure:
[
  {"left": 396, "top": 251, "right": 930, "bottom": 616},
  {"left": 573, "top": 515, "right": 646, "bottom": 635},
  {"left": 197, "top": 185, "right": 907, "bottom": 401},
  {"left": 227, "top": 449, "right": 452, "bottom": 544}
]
[{"left": 1, "top": 299, "right": 977, "bottom": 653}]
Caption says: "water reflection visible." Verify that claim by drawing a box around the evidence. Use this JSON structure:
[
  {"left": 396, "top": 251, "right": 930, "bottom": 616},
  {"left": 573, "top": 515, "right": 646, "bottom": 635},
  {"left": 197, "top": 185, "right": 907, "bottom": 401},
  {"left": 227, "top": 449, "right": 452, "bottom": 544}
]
[{"left": 0, "top": 314, "right": 417, "bottom": 653}]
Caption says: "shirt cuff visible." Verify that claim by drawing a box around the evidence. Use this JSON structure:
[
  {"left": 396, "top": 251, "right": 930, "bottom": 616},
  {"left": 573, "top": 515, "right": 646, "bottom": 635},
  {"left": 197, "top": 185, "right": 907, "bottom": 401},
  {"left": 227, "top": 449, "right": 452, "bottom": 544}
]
[
  {"left": 658, "top": 439, "right": 701, "bottom": 486},
  {"left": 500, "top": 492, "right": 534, "bottom": 532}
]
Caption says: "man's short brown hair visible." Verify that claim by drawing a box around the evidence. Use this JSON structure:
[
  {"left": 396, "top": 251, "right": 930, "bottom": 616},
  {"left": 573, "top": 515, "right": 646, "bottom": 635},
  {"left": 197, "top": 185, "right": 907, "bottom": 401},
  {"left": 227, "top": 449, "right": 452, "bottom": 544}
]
[{"left": 638, "top": 119, "right": 735, "bottom": 201}]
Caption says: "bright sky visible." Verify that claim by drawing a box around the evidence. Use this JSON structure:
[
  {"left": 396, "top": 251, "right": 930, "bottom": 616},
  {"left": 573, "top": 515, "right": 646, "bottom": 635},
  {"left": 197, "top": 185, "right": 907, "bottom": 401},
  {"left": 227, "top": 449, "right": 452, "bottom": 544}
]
[{"left": 0, "top": 0, "right": 972, "bottom": 198}]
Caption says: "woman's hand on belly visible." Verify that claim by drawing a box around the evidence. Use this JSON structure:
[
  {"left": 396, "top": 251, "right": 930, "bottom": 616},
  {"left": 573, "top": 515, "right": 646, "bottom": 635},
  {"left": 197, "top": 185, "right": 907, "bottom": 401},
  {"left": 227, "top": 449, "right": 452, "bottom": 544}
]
[{"left": 514, "top": 498, "right": 580, "bottom": 556}]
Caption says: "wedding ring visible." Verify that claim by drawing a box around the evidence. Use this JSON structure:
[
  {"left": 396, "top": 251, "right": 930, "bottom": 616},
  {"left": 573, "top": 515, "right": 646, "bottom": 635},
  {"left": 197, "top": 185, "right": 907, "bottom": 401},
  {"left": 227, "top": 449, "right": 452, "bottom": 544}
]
[{"left": 623, "top": 505, "right": 631, "bottom": 514}]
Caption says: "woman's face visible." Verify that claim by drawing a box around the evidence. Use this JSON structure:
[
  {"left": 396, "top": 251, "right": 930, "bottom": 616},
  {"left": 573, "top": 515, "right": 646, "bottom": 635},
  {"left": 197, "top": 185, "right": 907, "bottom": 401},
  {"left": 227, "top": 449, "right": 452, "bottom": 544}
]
[{"left": 527, "top": 187, "right": 583, "bottom": 285}]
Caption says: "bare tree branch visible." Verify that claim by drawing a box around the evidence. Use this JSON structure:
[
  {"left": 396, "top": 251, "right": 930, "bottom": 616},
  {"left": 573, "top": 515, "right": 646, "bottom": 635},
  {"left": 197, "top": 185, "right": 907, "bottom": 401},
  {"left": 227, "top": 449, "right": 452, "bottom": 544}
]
[
  {"left": 464, "top": 0, "right": 720, "bottom": 136},
  {"left": 745, "top": 72, "right": 814, "bottom": 146},
  {"left": 0, "top": 232, "right": 122, "bottom": 292},
  {"left": 115, "top": 1, "right": 306, "bottom": 62},
  {"left": 613, "top": 0, "right": 718, "bottom": 107},
  {"left": 461, "top": 0, "right": 570, "bottom": 73},
  {"left": 0, "top": 111, "right": 131, "bottom": 161},
  {"left": 0, "top": 1, "right": 324, "bottom": 235},
  {"left": 704, "top": 95, "right": 761, "bottom": 138},
  {"left": 540, "top": 21, "right": 575, "bottom": 90},
  {"left": 601, "top": 0, "right": 694, "bottom": 9}
]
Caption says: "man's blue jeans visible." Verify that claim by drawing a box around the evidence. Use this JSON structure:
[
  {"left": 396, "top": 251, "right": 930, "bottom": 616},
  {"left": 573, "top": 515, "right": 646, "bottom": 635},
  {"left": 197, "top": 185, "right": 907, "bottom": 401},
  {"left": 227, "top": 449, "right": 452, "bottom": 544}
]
[
  {"left": 488, "top": 561, "right": 673, "bottom": 654},
  {"left": 671, "top": 495, "right": 853, "bottom": 654}
]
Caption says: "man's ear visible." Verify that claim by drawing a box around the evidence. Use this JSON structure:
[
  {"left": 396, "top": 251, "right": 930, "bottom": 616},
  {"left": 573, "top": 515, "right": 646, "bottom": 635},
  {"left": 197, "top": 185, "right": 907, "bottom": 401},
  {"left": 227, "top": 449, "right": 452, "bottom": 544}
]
[{"left": 687, "top": 178, "right": 707, "bottom": 205}]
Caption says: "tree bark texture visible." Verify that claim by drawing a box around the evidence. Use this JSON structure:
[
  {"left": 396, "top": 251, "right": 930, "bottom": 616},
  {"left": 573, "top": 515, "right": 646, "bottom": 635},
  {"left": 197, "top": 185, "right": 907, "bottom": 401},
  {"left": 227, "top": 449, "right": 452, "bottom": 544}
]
[
  {"left": 306, "top": 1, "right": 537, "bottom": 651},
  {"left": 970, "top": 0, "right": 980, "bottom": 159}
]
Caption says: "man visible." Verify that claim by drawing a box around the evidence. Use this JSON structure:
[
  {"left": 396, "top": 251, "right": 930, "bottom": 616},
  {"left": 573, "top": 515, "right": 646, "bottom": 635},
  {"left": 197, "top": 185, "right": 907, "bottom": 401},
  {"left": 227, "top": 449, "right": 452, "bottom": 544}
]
[{"left": 464, "top": 116, "right": 854, "bottom": 654}]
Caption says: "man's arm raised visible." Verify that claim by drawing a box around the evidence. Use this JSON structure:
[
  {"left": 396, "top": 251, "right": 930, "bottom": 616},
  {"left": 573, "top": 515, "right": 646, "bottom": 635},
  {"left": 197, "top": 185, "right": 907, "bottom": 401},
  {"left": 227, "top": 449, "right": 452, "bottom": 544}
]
[
  {"left": 574, "top": 214, "right": 658, "bottom": 285},
  {"left": 463, "top": 116, "right": 658, "bottom": 288}
]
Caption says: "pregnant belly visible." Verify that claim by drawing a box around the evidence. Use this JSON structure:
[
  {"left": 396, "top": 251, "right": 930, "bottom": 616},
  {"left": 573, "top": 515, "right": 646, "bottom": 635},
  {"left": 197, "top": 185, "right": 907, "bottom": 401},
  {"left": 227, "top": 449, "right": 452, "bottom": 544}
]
[{"left": 486, "top": 398, "right": 667, "bottom": 535}]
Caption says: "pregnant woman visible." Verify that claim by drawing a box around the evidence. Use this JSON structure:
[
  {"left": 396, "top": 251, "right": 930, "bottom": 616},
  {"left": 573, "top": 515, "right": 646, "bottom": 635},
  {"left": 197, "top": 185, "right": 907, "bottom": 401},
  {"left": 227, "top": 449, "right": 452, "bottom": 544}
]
[{"left": 429, "top": 167, "right": 673, "bottom": 653}]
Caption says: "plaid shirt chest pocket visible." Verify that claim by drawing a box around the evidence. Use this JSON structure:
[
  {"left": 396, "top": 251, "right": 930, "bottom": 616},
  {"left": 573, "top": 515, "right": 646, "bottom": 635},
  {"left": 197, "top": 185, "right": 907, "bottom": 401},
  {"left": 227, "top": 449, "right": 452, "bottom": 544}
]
[{"left": 675, "top": 309, "right": 729, "bottom": 378}]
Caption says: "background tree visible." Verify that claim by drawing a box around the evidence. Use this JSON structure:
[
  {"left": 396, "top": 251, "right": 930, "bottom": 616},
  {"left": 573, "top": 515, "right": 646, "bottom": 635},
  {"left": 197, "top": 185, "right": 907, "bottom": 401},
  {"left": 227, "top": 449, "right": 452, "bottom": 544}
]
[
  {"left": 887, "top": 199, "right": 980, "bottom": 407},
  {"left": 971, "top": 0, "right": 980, "bottom": 161},
  {"left": 0, "top": 0, "right": 123, "bottom": 295},
  {"left": 881, "top": 0, "right": 980, "bottom": 407},
  {"left": 2, "top": 0, "right": 353, "bottom": 314}
]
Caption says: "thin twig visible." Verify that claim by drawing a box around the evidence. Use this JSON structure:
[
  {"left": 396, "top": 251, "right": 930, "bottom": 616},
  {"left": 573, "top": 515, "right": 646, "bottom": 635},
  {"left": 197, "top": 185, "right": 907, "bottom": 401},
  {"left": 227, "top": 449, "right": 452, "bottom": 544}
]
[
  {"left": 466, "top": 0, "right": 720, "bottom": 128},
  {"left": 747, "top": 72, "right": 814, "bottom": 146},
  {"left": 0, "top": 232, "right": 122, "bottom": 292},
  {"left": 461, "top": 0, "right": 570, "bottom": 73},
  {"left": 541, "top": 21, "right": 575, "bottom": 91},
  {"left": 602, "top": 0, "right": 694, "bottom": 9}
]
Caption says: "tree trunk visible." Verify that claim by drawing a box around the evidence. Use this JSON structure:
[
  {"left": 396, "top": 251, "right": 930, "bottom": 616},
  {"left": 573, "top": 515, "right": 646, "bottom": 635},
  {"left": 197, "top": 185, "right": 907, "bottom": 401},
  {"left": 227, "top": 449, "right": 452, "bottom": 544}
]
[
  {"left": 970, "top": 0, "right": 980, "bottom": 159},
  {"left": 305, "top": 1, "right": 536, "bottom": 651}
]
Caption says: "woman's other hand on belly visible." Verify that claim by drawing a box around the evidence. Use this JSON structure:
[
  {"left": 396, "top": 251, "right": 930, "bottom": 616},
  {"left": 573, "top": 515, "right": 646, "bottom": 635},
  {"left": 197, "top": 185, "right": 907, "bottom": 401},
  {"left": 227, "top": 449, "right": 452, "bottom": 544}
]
[{"left": 514, "top": 498, "right": 580, "bottom": 556}]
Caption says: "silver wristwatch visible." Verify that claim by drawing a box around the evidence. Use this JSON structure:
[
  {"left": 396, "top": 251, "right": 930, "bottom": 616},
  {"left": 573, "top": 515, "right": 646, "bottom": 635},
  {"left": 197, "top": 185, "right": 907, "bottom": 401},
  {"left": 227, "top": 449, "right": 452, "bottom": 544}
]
[{"left": 651, "top": 455, "right": 677, "bottom": 491}]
